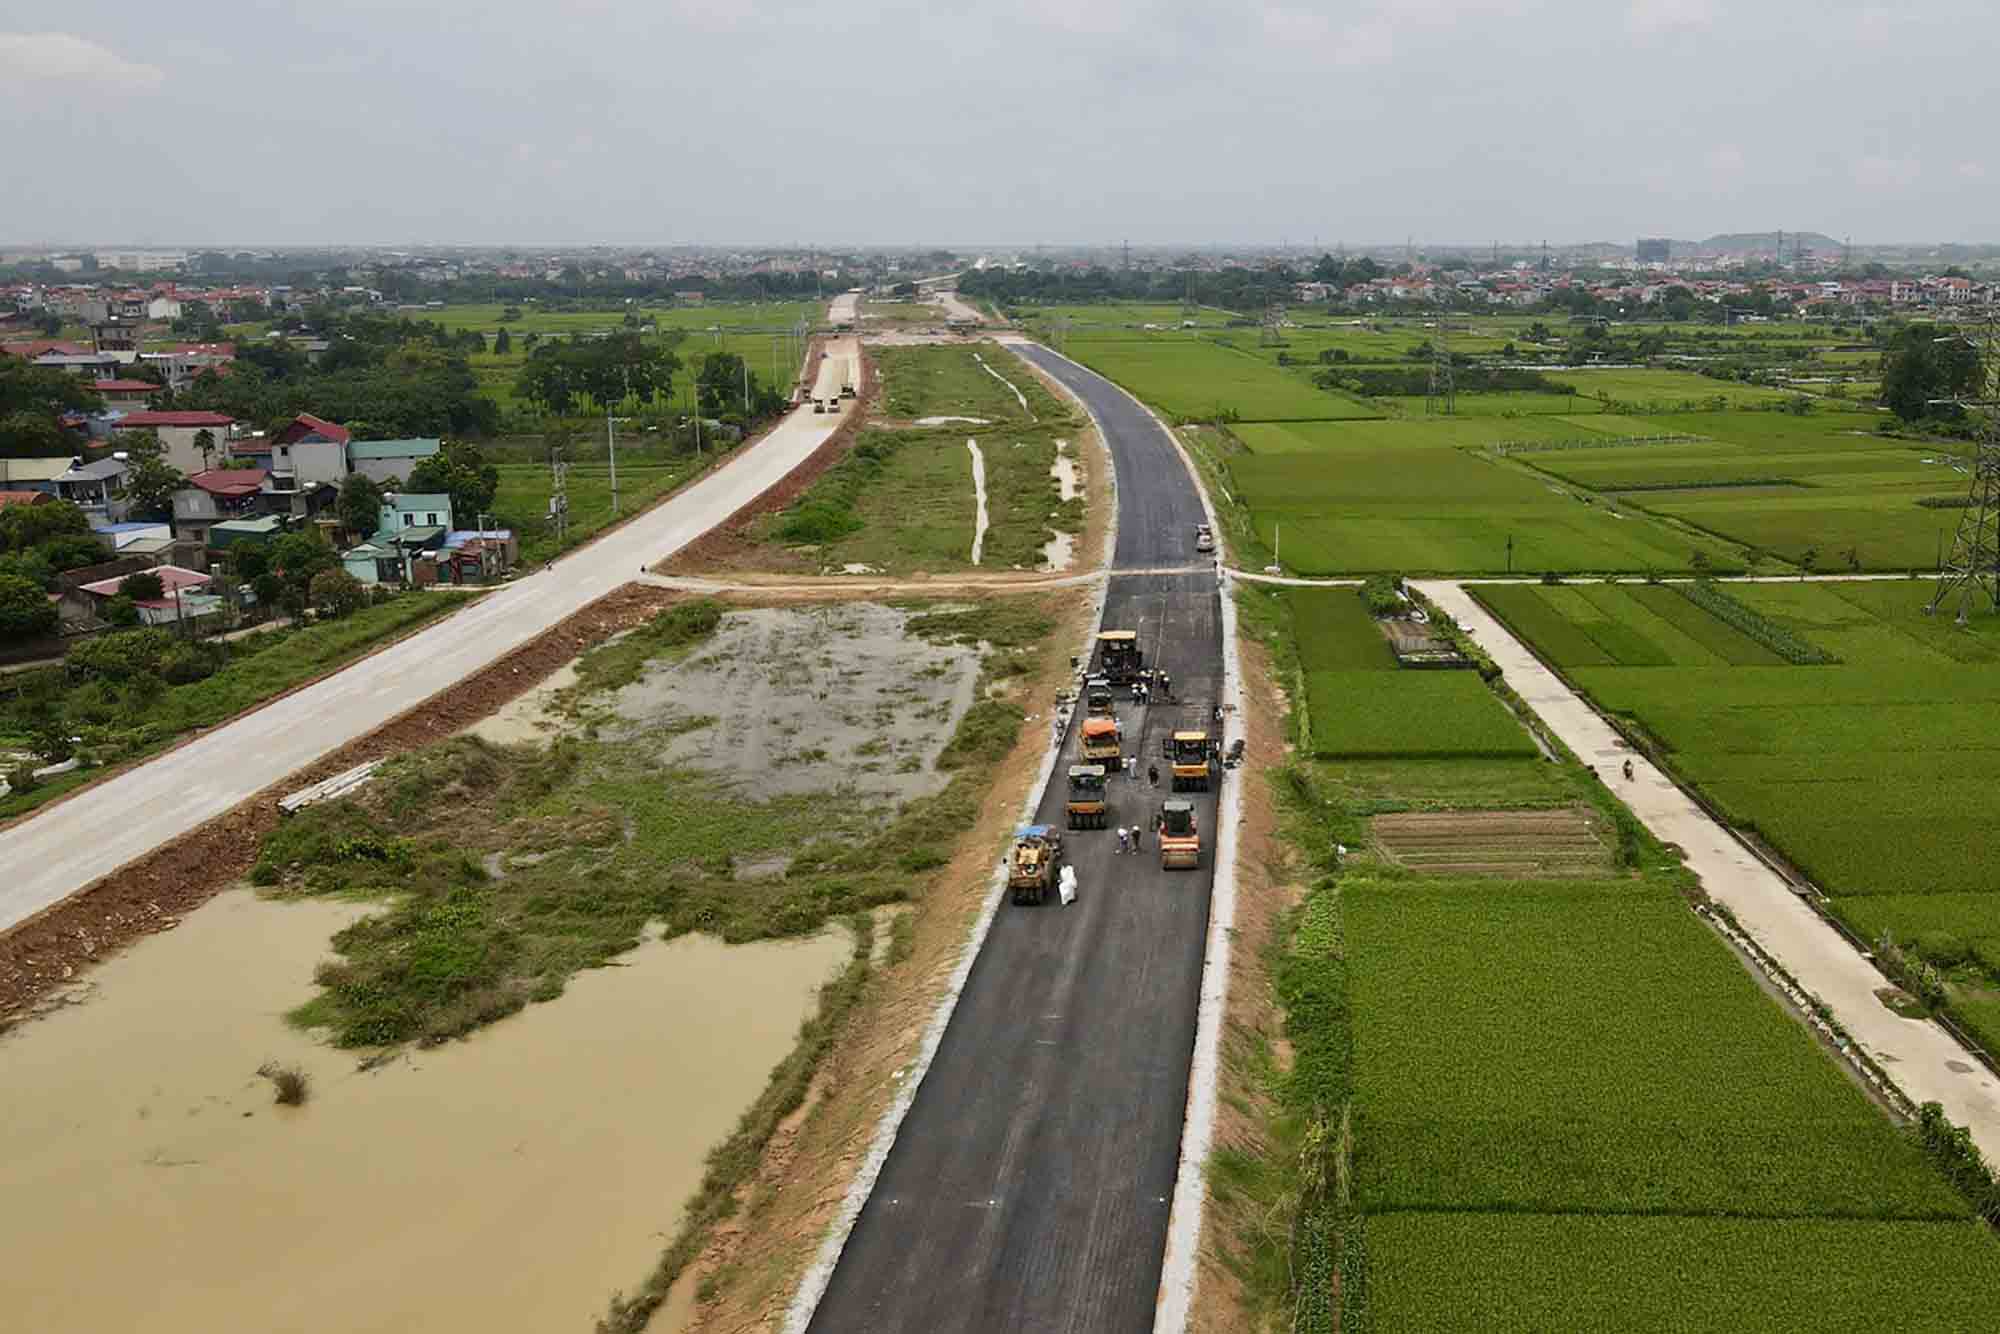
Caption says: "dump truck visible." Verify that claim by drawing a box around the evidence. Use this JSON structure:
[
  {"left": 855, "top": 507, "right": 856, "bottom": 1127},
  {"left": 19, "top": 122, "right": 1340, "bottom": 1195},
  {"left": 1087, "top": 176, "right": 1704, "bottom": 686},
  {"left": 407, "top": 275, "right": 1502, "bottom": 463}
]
[
  {"left": 1009, "top": 824, "right": 1064, "bottom": 905},
  {"left": 1094, "top": 630, "right": 1143, "bottom": 685},
  {"left": 1162, "top": 726, "right": 1220, "bottom": 792},
  {"left": 1159, "top": 800, "right": 1200, "bottom": 869},
  {"left": 1066, "top": 764, "right": 1109, "bottom": 829},
  {"left": 1079, "top": 715, "right": 1122, "bottom": 767}
]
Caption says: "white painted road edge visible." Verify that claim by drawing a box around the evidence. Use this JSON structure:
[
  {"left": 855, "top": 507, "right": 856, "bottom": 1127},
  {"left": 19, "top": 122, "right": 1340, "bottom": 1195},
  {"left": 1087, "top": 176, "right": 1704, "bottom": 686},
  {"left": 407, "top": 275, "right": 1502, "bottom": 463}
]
[
  {"left": 782, "top": 356, "right": 1122, "bottom": 1334},
  {"left": 1419, "top": 579, "right": 2000, "bottom": 1160},
  {"left": 1144, "top": 399, "right": 1244, "bottom": 1334}
]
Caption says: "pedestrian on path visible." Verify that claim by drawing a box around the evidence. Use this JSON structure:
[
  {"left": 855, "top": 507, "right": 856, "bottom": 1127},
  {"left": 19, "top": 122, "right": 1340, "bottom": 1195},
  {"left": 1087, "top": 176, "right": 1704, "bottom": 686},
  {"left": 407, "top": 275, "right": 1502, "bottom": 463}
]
[
  {"left": 1117, "top": 827, "right": 1131, "bottom": 855},
  {"left": 1623, "top": 758, "right": 1635, "bottom": 781},
  {"left": 1130, "top": 824, "right": 1143, "bottom": 853},
  {"left": 1147, "top": 763, "right": 1160, "bottom": 788},
  {"left": 1124, "top": 755, "right": 1136, "bottom": 781}
]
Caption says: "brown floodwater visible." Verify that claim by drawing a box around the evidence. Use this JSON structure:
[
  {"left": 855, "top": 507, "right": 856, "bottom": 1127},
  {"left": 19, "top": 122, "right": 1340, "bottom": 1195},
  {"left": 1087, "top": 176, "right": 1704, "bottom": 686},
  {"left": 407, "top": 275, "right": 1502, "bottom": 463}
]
[{"left": 0, "top": 888, "right": 848, "bottom": 1332}]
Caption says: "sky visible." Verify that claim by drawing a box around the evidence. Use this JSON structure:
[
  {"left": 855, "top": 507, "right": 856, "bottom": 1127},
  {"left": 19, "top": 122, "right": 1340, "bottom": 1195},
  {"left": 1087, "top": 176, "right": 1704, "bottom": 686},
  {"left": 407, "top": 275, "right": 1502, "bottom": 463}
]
[{"left": 2, "top": 0, "right": 1996, "bottom": 248}]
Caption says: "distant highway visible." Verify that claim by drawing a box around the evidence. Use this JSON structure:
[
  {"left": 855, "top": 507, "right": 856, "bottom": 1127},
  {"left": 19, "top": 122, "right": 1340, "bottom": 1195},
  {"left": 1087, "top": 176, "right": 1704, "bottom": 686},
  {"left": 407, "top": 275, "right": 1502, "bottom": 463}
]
[
  {"left": 0, "top": 343, "right": 865, "bottom": 935},
  {"left": 805, "top": 347, "right": 1223, "bottom": 1332}
]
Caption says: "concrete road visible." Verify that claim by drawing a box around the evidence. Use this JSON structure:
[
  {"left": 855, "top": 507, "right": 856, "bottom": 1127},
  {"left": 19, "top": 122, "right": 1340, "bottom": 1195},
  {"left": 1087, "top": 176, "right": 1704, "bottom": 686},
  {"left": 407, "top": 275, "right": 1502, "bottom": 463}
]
[
  {"left": 806, "top": 348, "right": 1224, "bottom": 1333},
  {"left": 1421, "top": 580, "right": 2000, "bottom": 1160},
  {"left": 828, "top": 291, "right": 861, "bottom": 326},
  {"left": 0, "top": 346, "right": 865, "bottom": 935},
  {"left": 934, "top": 289, "right": 985, "bottom": 325}
]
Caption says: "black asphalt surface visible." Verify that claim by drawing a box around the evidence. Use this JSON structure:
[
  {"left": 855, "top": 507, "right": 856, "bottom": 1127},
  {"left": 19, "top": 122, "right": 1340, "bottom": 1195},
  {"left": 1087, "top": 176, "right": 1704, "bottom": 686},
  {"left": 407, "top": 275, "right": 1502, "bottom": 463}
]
[{"left": 807, "top": 347, "right": 1224, "bottom": 1333}]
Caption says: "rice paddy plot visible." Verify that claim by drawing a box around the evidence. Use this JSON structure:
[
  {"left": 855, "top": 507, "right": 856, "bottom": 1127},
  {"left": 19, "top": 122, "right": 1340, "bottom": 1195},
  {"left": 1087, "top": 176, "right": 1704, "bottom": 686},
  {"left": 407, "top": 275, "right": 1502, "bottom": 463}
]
[
  {"left": 1365, "top": 1213, "right": 2000, "bottom": 1334},
  {"left": 1287, "top": 586, "right": 1397, "bottom": 670},
  {"left": 1058, "top": 337, "right": 1379, "bottom": 421},
  {"left": 1379, "top": 391, "right": 1587, "bottom": 417},
  {"left": 1346, "top": 875, "right": 1969, "bottom": 1218},
  {"left": 1234, "top": 414, "right": 1652, "bottom": 454},
  {"left": 1307, "top": 671, "right": 1538, "bottom": 759},
  {"left": 1545, "top": 367, "right": 1799, "bottom": 409}
]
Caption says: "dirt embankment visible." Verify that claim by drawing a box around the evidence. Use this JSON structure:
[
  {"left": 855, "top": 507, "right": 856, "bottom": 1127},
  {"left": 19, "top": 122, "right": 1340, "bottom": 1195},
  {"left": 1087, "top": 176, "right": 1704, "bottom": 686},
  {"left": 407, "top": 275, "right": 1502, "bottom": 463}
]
[
  {"left": 1188, "top": 630, "right": 1301, "bottom": 1334},
  {"left": 0, "top": 584, "right": 685, "bottom": 1029},
  {"left": 677, "top": 585, "right": 1097, "bottom": 1333},
  {"left": 662, "top": 345, "right": 881, "bottom": 577}
]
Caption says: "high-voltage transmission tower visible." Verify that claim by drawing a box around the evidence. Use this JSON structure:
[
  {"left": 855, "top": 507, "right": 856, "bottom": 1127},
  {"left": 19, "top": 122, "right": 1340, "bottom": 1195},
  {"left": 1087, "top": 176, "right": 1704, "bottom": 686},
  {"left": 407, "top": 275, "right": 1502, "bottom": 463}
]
[
  {"left": 1181, "top": 270, "right": 1198, "bottom": 317},
  {"left": 1927, "top": 318, "right": 2000, "bottom": 624},
  {"left": 1426, "top": 298, "right": 1456, "bottom": 415}
]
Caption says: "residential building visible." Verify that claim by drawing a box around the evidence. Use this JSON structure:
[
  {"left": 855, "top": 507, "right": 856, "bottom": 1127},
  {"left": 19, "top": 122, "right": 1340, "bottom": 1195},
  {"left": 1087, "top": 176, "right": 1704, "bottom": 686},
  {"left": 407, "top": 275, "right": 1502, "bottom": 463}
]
[
  {"left": 173, "top": 468, "right": 268, "bottom": 544},
  {"left": 71, "top": 564, "right": 214, "bottom": 627},
  {"left": 0, "top": 456, "right": 75, "bottom": 497},
  {"left": 91, "top": 520, "right": 171, "bottom": 552},
  {"left": 378, "top": 491, "right": 453, "bottom": 534},
  {"left": 92, "top": 378, "right": 160, "bottom": 411},
  {"left": 341, "top": 540, "right": 404, "bottom": 586},
  {"left": 57, "top": 457, "right": 131, "bottom": 521},
  {"left": 348, "top": 437, "right": 441, "bottom": 485},
  {"left": 266, "top": 413, "right": 351, "bottom": 488},
  {"left": 110, "top": 410, "right": 237, "bottom": 474},
  {"left": 209, "top": 515, "right": 290, "bottom": 551}
]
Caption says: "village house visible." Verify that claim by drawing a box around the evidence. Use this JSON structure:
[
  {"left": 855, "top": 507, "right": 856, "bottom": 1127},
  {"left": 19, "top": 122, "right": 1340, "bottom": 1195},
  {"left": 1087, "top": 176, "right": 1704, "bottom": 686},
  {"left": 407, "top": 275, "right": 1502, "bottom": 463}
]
[
  {"left": 171, "top": 467, "right": 268, "bottom": 545},
  {"left": 110, "top": 410, "right": 237, "bottom": 475},
  {"left": 347, "top": 437, "right": 441, "bottom": 485},
  {"left": 55, "top": 457, "right": 131, "bottom": 521},
  {"left": 68, "top": 564, "right": 215, "bottom": 627},
  {"left": 0, "top": 456, "right": 76, "bottom": 498},
  {"left": 92, "top": 378, "right": 160, "bottom": 411}
]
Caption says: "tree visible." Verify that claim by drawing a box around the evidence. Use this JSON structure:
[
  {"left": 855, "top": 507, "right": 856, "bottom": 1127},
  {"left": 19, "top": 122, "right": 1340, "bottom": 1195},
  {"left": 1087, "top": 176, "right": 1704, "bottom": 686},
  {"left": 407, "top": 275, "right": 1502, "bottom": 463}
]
[
  {"left": 119, "top": 571, "right": 165, "bottom": 601},
  {"left": 493, "top": 326, "right": 511, "bottom": 355},
  {"left": 1882, "top": 323, "right": 1983, "bottom": 422},
  {"left": 309, "top": 568, "right": 364, "bottom": 619},
  {"left": 1, "top": 357, "right": 102, "bottom": 416},
  {"left": 193, "top": 427, "right": 218, "bottom": 470},
  {"left": 272, "top": 530, "right": 336, "bottom": 595},
  {"left": 102, "top": 595, "right": 141, "bottom": 626},
  {"left": 0, "top": 573, "right": 57, "bottom": 641},
  {"left": 119, "top": 433, "right": 186, "bottom": 518},
  {"left": 408, "top": 440, "right": 498, "bottom": 522},
  {"left": 336, "top": 473, "right": 384, "bottom": 537},
  {"left": 697, "top": 351, "right": 748, "bottom": 416},
  {"left": 32, "top": 311, "right": 62, "bottom": 336},
  {"left": 0, "top": 411, "right": 73, "bottom": 459}
]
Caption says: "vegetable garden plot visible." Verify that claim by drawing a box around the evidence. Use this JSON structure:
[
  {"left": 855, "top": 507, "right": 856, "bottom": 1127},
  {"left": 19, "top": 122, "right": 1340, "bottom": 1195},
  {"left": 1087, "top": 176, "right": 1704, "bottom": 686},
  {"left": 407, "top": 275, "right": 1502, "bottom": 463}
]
[
  {"left": 1344, "top": 878, "right": 1967, "bottom": 1218},
  {"left": 1366, "top": 1213, "right": 2000, "bottom": 1333}
]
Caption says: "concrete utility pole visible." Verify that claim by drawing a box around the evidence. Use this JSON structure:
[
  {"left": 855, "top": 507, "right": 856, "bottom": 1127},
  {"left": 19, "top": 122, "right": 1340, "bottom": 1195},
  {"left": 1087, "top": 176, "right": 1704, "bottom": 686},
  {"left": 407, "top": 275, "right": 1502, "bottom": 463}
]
[{"left": 606, "top": 409, "right": 619, "bottom": 515}]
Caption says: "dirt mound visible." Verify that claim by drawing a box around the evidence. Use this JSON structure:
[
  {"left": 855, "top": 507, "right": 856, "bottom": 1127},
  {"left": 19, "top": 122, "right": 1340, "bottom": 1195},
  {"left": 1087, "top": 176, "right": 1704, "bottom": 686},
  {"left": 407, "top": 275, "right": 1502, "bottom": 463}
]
[
  {"left": 0, "top": 583, "right": 683, "bottom": 1029},
  {"left": 1372, "top": 807, "right": 1608, "bottom": 877}
]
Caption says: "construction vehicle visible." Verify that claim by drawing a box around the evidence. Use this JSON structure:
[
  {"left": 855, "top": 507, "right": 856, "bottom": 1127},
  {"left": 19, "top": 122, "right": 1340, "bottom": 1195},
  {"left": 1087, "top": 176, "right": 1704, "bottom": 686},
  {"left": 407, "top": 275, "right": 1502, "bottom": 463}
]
[
  {"left": 1009, "top": 824, "right": 1064, "bottom": 905},
  {"left": 1084, "top": 675, "right": 1116, "bottom": 716},
  {"left": 1159, "top": 800, "right": 1200, "bottom": 869},
  {"left": 1079, "top": 715, "right": 1122, "bottom": 768},
  {"left": 1066, "top": 764, "right": 1109, "bottom": 829},
  {"left": 1162, "top": 721, "right": 1220, "bottom": 792},
  {"left": 1094, "top": 630, "right": 1143, "bottom": 685},
  {"left": 840, "top": 382, "right": 857, "bottom": 400},
  {"left": 1195, "top": 524, "right": 1215, "bottom": 554}
]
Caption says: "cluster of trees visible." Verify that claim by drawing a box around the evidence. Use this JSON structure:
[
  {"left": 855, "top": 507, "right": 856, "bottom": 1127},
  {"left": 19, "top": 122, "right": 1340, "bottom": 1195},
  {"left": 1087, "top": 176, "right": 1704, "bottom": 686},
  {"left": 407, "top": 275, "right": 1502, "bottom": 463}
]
[
  {"left": 513, "top": 331, "right": 681, "bottom": 414},
  {"left": 164, "top": 311, "right": 499, "bottom": 437},
  {"left": 1881, "top": 324, "right": 1985, "bottom": 423},
  {"left": 0, "top": 501, "right": 102, "bottom": 640},
  {"left": 1, "top": 359, "right": 100, "bottom": 458},
  {"left": 694, "top": 351, "right": 788, "bottom": 419}
]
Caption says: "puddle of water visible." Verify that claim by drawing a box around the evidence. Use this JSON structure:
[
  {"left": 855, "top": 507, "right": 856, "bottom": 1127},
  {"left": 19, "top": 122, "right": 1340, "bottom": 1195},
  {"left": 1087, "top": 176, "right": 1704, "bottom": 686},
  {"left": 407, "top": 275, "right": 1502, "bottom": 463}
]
[
  {"left": 466, "top": 658, "right": 581, "bottom": 746},
  {"left": 611, "top": 604, "right": 982, "bottom": 802},
  {"left": 1051, "top": 438, "right": 1081, "bottom": 502},
  {"left": 0, "top": 888, "right": 848, "bottom": 1334}
]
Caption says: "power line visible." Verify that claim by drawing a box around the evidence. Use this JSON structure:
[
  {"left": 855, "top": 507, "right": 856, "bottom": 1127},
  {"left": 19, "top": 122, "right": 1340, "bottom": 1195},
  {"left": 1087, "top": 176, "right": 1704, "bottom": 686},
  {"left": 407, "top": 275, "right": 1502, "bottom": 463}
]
[{"left": 1928, "top": 317, "right": 2000, "bottom": 623}]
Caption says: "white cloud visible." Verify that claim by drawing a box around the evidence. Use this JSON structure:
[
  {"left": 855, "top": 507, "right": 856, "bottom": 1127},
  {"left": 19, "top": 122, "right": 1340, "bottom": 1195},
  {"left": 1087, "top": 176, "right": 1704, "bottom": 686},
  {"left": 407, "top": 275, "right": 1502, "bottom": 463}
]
[
  {"left": 1958, "top": 161, "right": 1987, "bottom": 181},
  {"left": 1627, "top": 0, "right": 1716, "bottom": 36},
  {"left": 0, "top": 32, "right": 163, "bottom": 91},
  {"left": 1854, "top": 155, "right": 1921, "bottom": 188},
  {"left": 1261, "top": 10, "right": 1395, "bottom": 67}
]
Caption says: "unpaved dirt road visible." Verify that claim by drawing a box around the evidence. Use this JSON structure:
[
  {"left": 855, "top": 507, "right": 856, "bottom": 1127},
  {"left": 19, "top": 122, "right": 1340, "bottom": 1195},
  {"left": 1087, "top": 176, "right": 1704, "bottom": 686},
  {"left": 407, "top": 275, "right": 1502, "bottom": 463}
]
[
  {"left": 0, "top": 352, "right": 863, "bottom": 935},
  {"left": 804, "top": 346, "right": 1225, "bottom": 1334}
]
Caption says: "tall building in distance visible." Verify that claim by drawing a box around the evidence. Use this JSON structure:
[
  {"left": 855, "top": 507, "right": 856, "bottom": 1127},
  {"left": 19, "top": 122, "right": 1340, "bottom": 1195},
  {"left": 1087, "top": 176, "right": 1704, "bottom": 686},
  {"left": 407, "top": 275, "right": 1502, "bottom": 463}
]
[{"left": 1636, "top": 237, "right": 1672, "bottom": 264}]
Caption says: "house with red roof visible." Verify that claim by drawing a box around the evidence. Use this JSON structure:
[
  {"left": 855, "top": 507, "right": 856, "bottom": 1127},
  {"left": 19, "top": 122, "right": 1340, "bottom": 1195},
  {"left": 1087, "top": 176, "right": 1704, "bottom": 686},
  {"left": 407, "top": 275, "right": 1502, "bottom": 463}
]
[
  {"left": 110, "top": 409, "right": 236, "bottom": 474},
  {"left": 0, "top": 490, "right": 53, "bottom": 509},
  {"left": 172, "top": 468, "right": 269, "bottom": 544},
  {"left": 93, "top": 378, "right": 161, "bottom": 410},
  {"left": 256, "top": 412, "right": 353, "bottom": 488},
  {"left": 72, "top": 564, "right": 215, "bottom": 627}
]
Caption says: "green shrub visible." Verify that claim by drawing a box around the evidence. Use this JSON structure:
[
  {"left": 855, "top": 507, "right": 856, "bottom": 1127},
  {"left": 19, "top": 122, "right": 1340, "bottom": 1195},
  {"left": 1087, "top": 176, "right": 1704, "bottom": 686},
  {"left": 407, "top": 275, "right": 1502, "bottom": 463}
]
[{"left": 1677, "top": 579, "right": 1837, "bottom": 664}]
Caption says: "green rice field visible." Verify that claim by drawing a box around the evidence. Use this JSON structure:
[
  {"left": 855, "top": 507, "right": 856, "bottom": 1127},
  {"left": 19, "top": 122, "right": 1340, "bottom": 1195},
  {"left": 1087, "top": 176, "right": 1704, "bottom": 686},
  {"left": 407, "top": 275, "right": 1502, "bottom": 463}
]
[
  {"left": 1057, "top": 337, "right": 1380, "bottom": 422},
  {"left": 1473, "top": 577, "right": 2000, "bottom": 1055}
]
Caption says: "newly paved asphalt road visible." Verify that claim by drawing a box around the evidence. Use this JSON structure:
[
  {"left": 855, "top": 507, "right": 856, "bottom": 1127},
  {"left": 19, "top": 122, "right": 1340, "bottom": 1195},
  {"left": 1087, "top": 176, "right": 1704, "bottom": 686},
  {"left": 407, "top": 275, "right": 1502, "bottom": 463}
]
[
  {"left": 0, "top": 343, "right": 863, "bottom": 934},
  {"left": 807, "top": 348, "right": 1225, "bottom": 1333}
]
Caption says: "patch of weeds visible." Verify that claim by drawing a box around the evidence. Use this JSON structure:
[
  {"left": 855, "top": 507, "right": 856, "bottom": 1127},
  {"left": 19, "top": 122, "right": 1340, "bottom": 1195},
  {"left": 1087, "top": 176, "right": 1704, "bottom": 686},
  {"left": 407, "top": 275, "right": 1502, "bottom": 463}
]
[
  {"left": 904, "top": 599, "right": 1055, "bottom": 649},
  {"left": 572, "top": 599, "right": 726, "bottom": 697},
  {"left": 258, "top": 1062, "right": 310, "bottom": 1106},
  {"left": 886, "top": 910, "right": 917, "bottom": 966}
]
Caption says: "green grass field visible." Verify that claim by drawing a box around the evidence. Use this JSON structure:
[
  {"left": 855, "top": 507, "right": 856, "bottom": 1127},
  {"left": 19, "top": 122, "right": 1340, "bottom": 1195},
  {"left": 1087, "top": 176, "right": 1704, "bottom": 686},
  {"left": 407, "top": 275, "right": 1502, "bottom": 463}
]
[
  {"left": 1482, "top": 577, "right": 2000, "bottom": 1054},
  {"left": 493, "top": 456, "right": 710, "bottom": 565},
  {"left": 1058, "top": 337, "right": 1379, "bottom": 422}
]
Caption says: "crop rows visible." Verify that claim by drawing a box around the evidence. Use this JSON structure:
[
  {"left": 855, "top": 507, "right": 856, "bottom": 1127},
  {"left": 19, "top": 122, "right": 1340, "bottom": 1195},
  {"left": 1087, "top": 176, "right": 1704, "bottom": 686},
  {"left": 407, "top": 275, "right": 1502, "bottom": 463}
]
[
  {"left": 1677, "top": 579, "right": 1839, "bottom": 663},
  {"left": 1307, "top": 670, "right": 1539, "bottom": 760}
]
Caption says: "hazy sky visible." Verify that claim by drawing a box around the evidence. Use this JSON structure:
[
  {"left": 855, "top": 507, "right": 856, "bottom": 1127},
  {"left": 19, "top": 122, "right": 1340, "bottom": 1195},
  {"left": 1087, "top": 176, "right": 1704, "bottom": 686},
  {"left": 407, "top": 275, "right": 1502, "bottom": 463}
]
[{"left": 3, "top": 1, "right": 1995, "bottom": 247}]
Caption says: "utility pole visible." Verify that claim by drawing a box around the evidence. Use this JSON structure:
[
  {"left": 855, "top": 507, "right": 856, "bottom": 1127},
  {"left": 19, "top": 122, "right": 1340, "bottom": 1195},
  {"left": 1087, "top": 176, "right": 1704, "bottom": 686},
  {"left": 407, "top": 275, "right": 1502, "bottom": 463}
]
[
  {"left": 606, "top": 408, "right": 619, "bottom": 516},
  {"left": 549, "top": 441, "right": 569, "bottom": 547}
]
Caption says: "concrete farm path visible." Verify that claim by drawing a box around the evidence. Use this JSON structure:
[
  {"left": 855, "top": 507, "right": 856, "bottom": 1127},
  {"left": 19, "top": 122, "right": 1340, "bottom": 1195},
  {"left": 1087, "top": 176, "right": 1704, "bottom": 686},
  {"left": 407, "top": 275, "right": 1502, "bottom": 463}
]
[
  {"left": 1418, "top": 579, "right": 2000, "bottom": 1160},
  {"left": 0, "top": 342, "right": 866, "bottom": 936}
]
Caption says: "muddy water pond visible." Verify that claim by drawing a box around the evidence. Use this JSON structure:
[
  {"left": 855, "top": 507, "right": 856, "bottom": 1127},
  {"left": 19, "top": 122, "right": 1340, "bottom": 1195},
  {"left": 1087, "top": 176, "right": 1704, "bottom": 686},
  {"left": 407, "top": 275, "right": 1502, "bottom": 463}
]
[
  {"left": 0, "top": 888, "right": 848, "bottom": 1333},
  {"left": 611, "top": 602, "right": 983, "bottom": 802}
]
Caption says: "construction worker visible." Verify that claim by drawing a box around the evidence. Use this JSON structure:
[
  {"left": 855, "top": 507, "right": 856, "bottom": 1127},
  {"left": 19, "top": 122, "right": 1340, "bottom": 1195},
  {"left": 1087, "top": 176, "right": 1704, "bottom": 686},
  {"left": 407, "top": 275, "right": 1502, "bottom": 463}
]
[
  {"left": 1130, "top": 823, "right": 1144, "bottom": 852},
  {"left": 1147, "top": 762, "right": 1160, "bottom": 788}
]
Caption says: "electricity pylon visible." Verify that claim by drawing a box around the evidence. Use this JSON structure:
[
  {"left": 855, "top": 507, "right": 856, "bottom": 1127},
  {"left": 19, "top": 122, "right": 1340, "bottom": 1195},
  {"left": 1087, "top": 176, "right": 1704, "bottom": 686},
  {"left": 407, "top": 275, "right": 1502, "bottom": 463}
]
[{"left": 1928, "top": 319, "right": 2000, "bottom": 624}]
